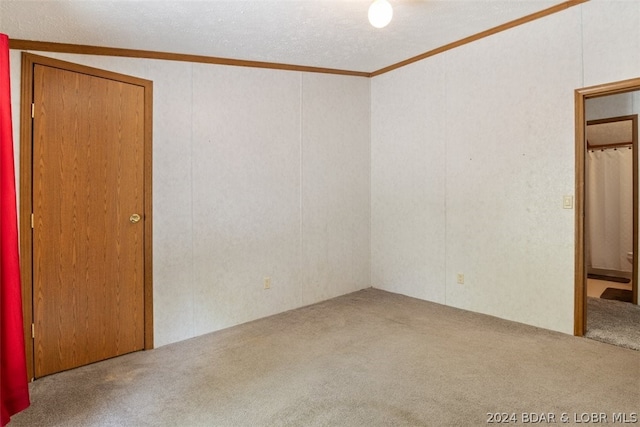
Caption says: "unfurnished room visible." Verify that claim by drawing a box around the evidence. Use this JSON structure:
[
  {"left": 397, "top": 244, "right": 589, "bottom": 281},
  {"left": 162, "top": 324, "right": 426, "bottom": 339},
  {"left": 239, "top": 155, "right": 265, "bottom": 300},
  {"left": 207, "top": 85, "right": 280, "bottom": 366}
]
[{"left": 0, "top": 1, "right": 638, "bottom": 426}]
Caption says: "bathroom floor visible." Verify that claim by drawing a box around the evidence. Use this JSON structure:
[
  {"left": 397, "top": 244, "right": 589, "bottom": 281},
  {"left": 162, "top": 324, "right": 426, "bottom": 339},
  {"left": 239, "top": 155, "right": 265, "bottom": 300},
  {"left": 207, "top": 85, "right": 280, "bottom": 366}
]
[{"left": 587, "top": 278, "right": 633, "bottom": 298}]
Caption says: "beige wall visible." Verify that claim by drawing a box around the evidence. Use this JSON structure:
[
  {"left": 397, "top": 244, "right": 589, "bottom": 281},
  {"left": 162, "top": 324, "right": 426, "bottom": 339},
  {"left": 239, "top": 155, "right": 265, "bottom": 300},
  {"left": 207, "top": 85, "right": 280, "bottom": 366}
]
[
  {"left": 8, "top": 0, "right": 640, "bottom": 346},
  {"left": 371, "top": 0, "right": 640, "bottom": 334},
  {"left": 9, "top": 52, "right": 371, "bottom": 347}
]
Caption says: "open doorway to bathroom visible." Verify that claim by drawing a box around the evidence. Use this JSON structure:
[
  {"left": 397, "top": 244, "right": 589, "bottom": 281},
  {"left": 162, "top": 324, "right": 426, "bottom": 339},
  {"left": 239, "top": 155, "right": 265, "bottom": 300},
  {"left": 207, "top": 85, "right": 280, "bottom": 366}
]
[
  {"left": 575, "top": 78, "right": 640, "bottom": 350},
  {"left": 585, "top": 114, "right": 636, "bottom": 296}
]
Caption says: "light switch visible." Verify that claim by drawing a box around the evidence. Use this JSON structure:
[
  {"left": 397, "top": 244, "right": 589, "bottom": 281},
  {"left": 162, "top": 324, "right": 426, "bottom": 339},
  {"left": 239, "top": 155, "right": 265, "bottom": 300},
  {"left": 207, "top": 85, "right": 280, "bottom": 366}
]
[{"left": 563, "top": 196, "right": 573, "bottom": 209}]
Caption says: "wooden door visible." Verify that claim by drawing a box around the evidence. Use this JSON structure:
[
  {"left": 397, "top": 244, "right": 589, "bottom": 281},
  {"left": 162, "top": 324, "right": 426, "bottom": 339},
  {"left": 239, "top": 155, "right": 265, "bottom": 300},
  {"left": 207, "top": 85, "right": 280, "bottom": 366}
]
[{"left": 32, "top": 63, "right": 145, "bottom": 377}]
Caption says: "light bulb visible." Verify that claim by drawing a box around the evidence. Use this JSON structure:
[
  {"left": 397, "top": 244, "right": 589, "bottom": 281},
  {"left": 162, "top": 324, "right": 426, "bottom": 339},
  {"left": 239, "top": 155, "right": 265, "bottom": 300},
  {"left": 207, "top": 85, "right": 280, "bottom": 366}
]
[{"left": 368, "top": 0, "right": 393, "bottom": 29}]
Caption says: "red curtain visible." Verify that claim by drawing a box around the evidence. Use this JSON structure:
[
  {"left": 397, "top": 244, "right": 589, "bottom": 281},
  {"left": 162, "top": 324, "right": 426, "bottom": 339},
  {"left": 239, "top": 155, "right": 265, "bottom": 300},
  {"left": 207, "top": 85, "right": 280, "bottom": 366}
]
[{"left": 0, "top": 33, "right": 30, "bottom": 426}]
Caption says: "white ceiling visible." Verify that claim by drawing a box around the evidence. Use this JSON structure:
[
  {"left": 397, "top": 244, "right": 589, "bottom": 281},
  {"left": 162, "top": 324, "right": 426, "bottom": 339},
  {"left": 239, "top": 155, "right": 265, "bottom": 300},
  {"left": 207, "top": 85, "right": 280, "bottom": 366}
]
[{"left": 1, "top": 0, "right": 567, "bottom": 73}]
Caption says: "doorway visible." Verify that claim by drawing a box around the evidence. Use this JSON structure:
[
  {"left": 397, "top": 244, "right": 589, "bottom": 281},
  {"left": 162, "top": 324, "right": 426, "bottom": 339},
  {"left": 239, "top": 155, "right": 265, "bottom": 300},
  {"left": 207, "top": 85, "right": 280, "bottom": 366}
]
[
  {"left": 19, "top": 53, "right": 154, "bottom": 379},
  {"left": 575, "top": 77, "right": 640, "bottom": 336},
  {"left": 585, "top": 114, "right": 636, "bottom": 290}
]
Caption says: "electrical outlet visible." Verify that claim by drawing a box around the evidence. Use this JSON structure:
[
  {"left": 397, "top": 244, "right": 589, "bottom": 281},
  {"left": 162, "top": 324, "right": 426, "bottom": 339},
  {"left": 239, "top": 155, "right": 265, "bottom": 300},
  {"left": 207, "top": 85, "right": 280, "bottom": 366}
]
[
  {"left": 457, "top": 273, "right": 464, "bottom": 285},
  {"left": 264, "top": 277, "right": 271, "bottom": 290}
]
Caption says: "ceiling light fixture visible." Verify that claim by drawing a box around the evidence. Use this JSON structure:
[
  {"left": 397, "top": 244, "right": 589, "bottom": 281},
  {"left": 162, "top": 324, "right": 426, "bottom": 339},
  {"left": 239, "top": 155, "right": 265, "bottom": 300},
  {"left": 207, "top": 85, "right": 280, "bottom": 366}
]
[{"left": 368, "top": 0, "right": 393, "bottom": 29}]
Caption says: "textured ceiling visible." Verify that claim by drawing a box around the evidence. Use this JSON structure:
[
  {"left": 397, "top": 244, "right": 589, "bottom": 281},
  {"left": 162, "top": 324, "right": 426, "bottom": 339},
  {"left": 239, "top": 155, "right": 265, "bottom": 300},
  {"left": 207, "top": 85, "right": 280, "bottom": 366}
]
[{"left": 1, "top": 0, "right": 567, "bottom": 73}]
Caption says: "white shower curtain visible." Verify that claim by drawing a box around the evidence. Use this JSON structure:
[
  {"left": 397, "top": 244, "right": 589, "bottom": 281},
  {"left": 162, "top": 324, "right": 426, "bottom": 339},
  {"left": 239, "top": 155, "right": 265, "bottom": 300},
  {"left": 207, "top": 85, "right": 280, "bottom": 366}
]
[{"left": 586, "top": 147, "right": 633, "bottom": 272}]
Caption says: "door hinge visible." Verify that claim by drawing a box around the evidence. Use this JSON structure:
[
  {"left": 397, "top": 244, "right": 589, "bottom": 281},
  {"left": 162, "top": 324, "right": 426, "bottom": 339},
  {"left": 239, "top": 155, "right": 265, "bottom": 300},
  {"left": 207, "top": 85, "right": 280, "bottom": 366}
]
[
  {"left": 31, "top": 213, "right": 34, "bottom": 229},
  {"left": 31, "top": 323, "right": 35, "bottom": 339},
  {"left": 31, "top": 103, "right": 35, "bottom": 119}
]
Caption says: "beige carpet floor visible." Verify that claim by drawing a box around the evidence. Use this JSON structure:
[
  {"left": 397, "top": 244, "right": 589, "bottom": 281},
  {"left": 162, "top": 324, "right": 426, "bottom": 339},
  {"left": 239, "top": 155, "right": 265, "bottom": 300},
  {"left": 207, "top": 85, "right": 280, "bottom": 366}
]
[
  {"left": 10, "top": 288, "right": 640, "bottom": 426},
  {"left": 586, "top": 296, "right": 640, "bottom": 351}
]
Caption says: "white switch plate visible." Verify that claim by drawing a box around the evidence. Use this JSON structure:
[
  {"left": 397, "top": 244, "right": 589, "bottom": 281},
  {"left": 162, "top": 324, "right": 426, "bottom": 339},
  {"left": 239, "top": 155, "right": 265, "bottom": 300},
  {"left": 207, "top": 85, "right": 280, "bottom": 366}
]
[
  {"left": 563, "top": 196, "right": 573, "bottom": 209},
  {"left": 264, "top": 277, "right": 271, "bottom": 289},
  {"left": 457, "top": 273, "right": 464, "bottom": 284}
]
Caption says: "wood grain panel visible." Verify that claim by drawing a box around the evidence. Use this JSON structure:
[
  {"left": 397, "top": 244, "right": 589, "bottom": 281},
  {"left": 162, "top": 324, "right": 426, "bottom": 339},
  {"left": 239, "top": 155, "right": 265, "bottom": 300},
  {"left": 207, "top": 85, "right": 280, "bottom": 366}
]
[
  {"left": 19, "top": 53, "right": 35, "bottom": 381},
  {"left": 574, "top": 89, "right": 586, "bottom": 336},
  {"left": 33, "top": 64, "right": 145, "bottom": 377},
  {"left": 9, "top": 39, "right": 371, "bottom": 77}
]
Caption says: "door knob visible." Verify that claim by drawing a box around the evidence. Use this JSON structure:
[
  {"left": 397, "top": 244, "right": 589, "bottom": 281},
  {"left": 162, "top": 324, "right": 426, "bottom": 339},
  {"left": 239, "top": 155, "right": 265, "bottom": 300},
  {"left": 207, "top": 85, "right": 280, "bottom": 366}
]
[{"left": 129, "top": 214, "right": 141, "bottom": 224}]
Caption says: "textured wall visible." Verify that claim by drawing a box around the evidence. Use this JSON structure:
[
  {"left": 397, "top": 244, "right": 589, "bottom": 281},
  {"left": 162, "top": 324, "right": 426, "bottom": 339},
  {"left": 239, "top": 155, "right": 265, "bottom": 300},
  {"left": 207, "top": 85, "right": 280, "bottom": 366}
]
[
  {"left": 582, "top": 0, "right": 640, "bottom": 88},
  {"left": 371, "top": 57, "right": 446, "bottom": 304},
  {"left": 9, "top": 0, "right": 639, "bottom": 347},
  {"left": 9, "top": 53, "right": 371, "bottom": 347},
  {"left": 371, "top": 1, "right": 640, "bottom": 334}
]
